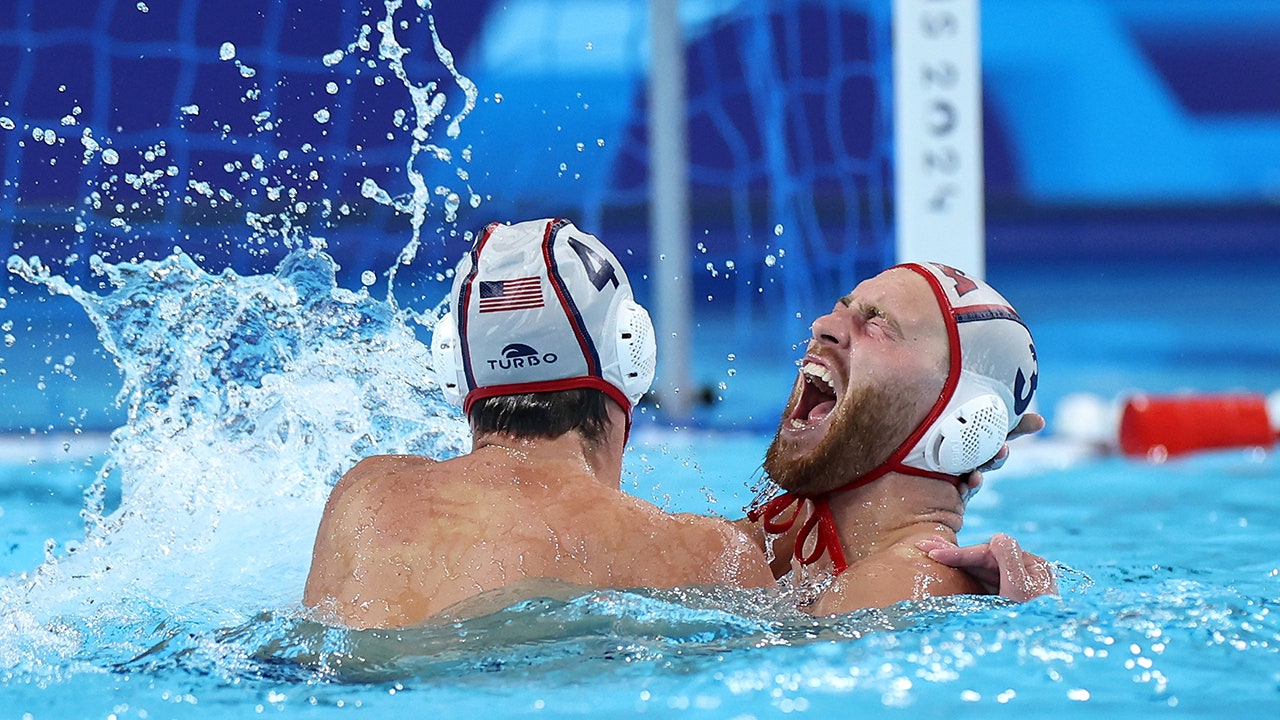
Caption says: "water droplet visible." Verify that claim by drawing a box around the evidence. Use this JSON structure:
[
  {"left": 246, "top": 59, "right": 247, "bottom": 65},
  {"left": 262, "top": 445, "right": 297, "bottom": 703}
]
[
  {"left": 585, "top": 42, "right": 594, "bottom": 50},
  {"left": 774, "top": 223, "right": 784, "bottom": 236},
  {"left": 180, "top": 104, "right": 200, "bottom": 116},
  {"left": 361, "top": 270, "right": 376, "bottom": 287},
  {"left": 0, "top": 117, "right": 15, "bottom": 130},
  {"left": 727, "top": 369, "right": 737, "bottom": 377},
  {"left": 493, "top": 93, "right": 503, "bottom": 104},
  {"left": 325, "top": 82, "right": 339, "bottom": 95},
  {"left": 3, "top": 335, "right": 14, "bottom": 348},
  {"left": 101, "top": 149, "right": 120, "bottom": 165},
  {"left": 727, "top": 353, "right": 736, "bottom": 362},
  {"left": 322, "top": 49, "right": 344, "bottom": 67},
  {"left": 219, "top": 42, "right": 236, "bottom": 61},
  {"left": 136, "top": 2, "right": 149, "bottom": 12},
  {"left": 576, "top": 142, "right": 585, "bottom": 152},
  {"left": 765, "top": 254, "right": 777, "bottom": 267},
  {"left": 313, "top": 108, "right": 331, "bottom": 124}
]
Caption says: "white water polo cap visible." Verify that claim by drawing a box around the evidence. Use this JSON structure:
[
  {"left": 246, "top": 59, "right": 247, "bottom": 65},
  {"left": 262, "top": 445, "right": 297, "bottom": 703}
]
[
  {"left": 891, "top": 262, "right": 1038, "bottom": 478},
  {"left": 430, "top": 219, "right": 657, "bottom": 416}
]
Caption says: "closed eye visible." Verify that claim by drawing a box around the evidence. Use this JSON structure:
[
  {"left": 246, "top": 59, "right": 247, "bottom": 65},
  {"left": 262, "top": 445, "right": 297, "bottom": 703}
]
[{"left": 857, "top": 302, "right": 902, "bottom": 338}]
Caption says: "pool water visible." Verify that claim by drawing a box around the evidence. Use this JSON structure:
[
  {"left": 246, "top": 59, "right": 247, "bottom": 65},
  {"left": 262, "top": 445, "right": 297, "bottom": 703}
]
[
  {"left": 3, "top": 0, "right": 1279, "bottom": 715},
  {"left": 2, "top": 426, "right": 1278, "bottom": 718},
  {"left": 2, "top": 245, "right": 1279, "bottom": 718}
]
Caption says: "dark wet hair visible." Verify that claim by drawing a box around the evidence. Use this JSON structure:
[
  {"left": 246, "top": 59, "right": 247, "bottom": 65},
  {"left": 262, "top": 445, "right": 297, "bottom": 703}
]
[{"left": 468, "top": 388, "right": 613, "bottom": 446}]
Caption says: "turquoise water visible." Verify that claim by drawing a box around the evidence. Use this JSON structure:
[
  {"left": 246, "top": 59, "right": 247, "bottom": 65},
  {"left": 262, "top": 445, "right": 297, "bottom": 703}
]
[
  {"left": 2, "top": 413, "right": 1278, "bottom": 717},
  {"left": 1, "top": 196, "right": 1278, "bottom": 719},
  {"left": 1, "top": 246, "right": 1279, "bottom": 718},
  {"left": 3, "top": 0, "right": 1279, "bottom": 715}
]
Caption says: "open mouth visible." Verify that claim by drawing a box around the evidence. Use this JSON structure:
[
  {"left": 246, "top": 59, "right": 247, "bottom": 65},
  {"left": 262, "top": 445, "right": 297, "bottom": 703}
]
[{"left": 787, "top": 361, "right": 839, "bottom": 430}]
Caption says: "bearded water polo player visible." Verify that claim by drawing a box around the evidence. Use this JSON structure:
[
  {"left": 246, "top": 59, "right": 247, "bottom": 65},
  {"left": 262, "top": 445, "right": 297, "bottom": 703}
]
[{"left": 749, "top": 262, "right": 1053, "bottom": 614}]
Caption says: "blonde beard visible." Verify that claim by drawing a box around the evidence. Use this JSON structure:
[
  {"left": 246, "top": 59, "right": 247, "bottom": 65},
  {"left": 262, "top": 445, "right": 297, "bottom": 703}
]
[{"left": 763, "top": 382, "right": 919, "bottom": 497}]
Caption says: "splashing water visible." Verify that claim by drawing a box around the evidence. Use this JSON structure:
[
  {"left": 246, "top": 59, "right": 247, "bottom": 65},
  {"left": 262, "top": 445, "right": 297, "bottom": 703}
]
[
  {"left": 361, "top": 0, "right": 481, "bottom": 305},
  {"left": 0, "top": 0, "right": 478, "bottom": 683},
  {"left": 2, "top": 246, "right": 469, "bottom": 674}
]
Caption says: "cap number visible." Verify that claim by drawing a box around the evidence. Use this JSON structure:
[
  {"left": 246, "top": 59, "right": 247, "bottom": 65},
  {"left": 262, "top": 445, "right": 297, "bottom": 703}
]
[
  {"left": 1013, "top": 343, "right": 1038, "bottom": 415},
  {"left": 567, "top": 236, "right": 620, "bottom": 292}
]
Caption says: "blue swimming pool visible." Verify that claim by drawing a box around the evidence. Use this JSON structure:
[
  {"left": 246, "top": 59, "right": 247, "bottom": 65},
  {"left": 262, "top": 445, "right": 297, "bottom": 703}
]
[
  {"left": 4, "top": 0, "right": 1280, "bottom": 716},
  {"left": 1, "top": 242, "right": 1278, "bottom": 718}
]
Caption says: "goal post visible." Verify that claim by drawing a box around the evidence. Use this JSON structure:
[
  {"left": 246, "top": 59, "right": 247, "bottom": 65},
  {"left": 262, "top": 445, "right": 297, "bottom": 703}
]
[{"left": 648, "top": 0, "right": 694, "bottom": 420}]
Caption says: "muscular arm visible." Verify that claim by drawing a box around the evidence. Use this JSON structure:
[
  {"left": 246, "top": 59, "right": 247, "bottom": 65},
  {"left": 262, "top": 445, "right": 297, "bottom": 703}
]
[
  {"left": 731, "top": 515, "right": 797, "bottom": 580},
  {"left": 303, "top": 459, "right": 379, "bottom": 609},
  {"left": 303, "top": 455, "right": 457, "bottom": 628}
]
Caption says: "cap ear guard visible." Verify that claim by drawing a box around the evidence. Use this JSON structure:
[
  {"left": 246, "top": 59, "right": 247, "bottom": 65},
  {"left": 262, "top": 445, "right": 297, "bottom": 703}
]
[
  {"left": 612, "top": 299, "right": 657, "bottom": 405},
  {"left": 915, "top": 392, "right": 1010, "bottom": 474},
  {"left": 430, "top": 310, "right": 466, "bottom": 407}
]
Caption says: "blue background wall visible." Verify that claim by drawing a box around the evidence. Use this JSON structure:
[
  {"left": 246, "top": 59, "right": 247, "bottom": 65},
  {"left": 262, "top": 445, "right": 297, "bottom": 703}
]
[
  {"left": 2, "top": 0, "right": 1278, "bottom": 433},
  {"left": 4, "top": 0, "right": 1279, "bottom": 274}
]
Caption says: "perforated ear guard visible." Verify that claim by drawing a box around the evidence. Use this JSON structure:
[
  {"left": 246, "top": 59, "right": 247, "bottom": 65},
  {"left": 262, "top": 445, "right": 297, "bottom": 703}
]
[
  {"left": 609, "top": 299, "right": 657, "bottom": 406},
  {"left": 904, "top": 373, "right": 1012, "bottom": 475},
  {"left": 430, "top": 310, "right": 466, "bottom": 407},
  {"left": 916, "top": 394, "right": 1009, "bottom": 474}
]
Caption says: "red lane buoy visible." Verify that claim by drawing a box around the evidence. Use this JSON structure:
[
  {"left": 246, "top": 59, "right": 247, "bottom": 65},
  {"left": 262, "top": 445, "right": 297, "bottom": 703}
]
[{"left": 1118, "top": 393, "right": 1278, "bottom": 461}]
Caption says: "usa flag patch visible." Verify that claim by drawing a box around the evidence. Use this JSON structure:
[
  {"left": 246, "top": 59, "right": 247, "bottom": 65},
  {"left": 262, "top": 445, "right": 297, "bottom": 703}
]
[{"left": 478, "top": 277, "right": 544, "bottom": 313}]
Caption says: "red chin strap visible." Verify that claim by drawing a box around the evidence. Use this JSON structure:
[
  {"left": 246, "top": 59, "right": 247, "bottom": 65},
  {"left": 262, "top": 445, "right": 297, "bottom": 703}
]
[
  {"left": 748, "top": 492, "right": 850, "bottom": 575},
  {"left": 747, "top": 466, "right": 965, "bottom": 577},
  {"left": 746, "top": 462, "right": 900, "bottom": 577}
]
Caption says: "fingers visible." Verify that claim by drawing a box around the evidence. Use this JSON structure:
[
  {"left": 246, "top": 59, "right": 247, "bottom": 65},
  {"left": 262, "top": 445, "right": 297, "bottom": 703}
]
[
  {"left": 991, "top": 533, "right": 1029, "bottom": 600},
  {"left": 1009, "top": 412, "right": 1046, "bottom": 440},
  {"left": 923, "top": 533, "right": 1059, "bottom": 602},
  {"left": 990, "top": 533, "right": 1057, "bottom": 602},
  {"left": 973, "top": 412, "right": 1046, "bottom": 478},
  {"left": 976, "top": 445, "right": 1008, "bottom": 473},
  {"left": 917, "top": 537, "right": 1001, "bottom": 592},
  {"left": 957, "top": 470, "right": 985, "bottom": 501},
  {"left": 1019, "top": 544, "right": 1059, "bottom": 597}
]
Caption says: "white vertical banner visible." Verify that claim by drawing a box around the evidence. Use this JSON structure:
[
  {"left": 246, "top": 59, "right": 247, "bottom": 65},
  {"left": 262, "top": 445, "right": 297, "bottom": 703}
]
[{"left": 893, "top": 0, "right": 986, "bottom": 277}]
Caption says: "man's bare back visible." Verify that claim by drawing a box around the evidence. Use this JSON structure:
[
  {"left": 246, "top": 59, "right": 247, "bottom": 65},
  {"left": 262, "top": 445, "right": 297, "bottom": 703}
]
[{"left": 303, "top": 435, "right": 773, "bottom": 628}]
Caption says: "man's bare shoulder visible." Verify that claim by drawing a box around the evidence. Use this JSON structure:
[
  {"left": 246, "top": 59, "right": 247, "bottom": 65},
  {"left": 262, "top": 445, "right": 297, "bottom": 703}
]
[
  {"left": 666, "top": 512, "right": 774, "bottom": 587},
  {"left": 341, "top": 453, "right": 440, "bottom": 483},
  {"left": 327, "top": 453, "right": 463, "bottom": 504},
  {"left": 811, "top": 533, "right": 987, "bottom": 615}
]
